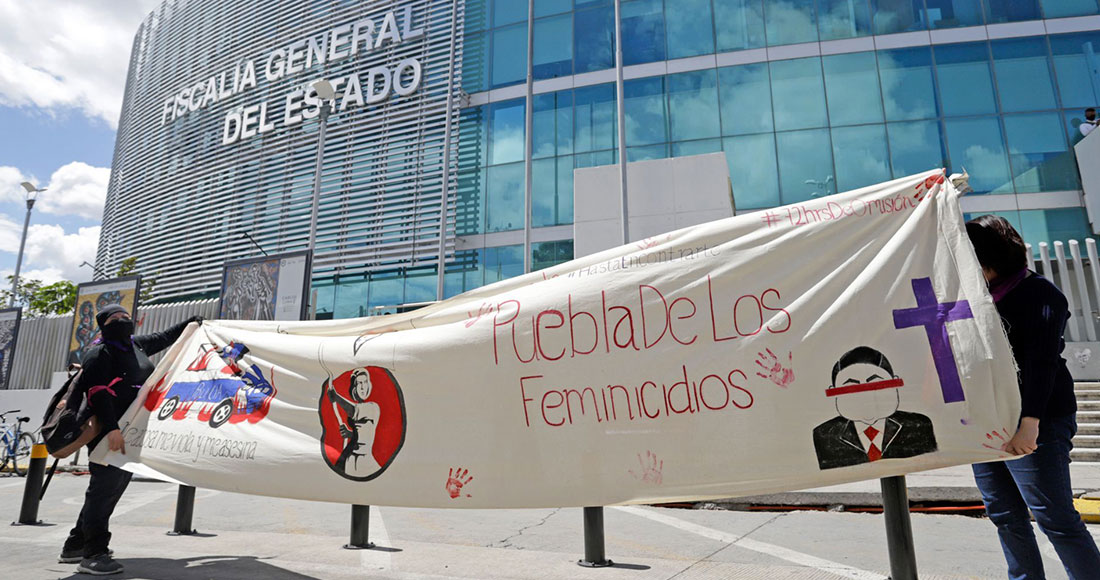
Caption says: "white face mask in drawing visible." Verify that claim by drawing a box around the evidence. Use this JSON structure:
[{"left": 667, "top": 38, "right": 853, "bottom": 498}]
[
  {"left": 353, "top": 372, "right": 372, "bottom": 402},
  {"left": 831, "top": 363, "right": 901, "bottom": 424}
]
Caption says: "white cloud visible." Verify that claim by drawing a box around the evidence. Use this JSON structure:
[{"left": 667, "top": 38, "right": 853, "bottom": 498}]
[
  {"left": 1, "top": 162, "right": 110, "bottom": 220},
  {"left": 0, "top": 214, "right": 100, "bottom": 283},
  {"left": 0, "top": 0, "right": 160, "bottom": 128}
]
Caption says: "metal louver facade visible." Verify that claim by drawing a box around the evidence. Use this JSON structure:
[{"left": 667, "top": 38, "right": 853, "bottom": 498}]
[{"left": 97, "top": 0, "right": 464, "bottom": 301}]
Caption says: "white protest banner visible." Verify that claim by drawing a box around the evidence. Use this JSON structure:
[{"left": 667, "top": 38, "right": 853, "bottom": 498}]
[{"left": 96, "top": 170, "right": 1021, "bottom": 508}]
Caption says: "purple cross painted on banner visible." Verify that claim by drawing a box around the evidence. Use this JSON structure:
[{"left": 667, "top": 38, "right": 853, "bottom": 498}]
[{"left": 892, "top": 278, "right": 973, "bottom": 404}]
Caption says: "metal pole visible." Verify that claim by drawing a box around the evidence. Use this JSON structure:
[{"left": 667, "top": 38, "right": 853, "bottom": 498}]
[
  {"left": 167, "top": 485, "right": 197, "bottom": 535},
  {"left": 9, "top": 199, "right": 35, "bottom": 307},
  {"left": 578, "top": 506, "right": 613, "bottom": 567},
  {"left": 14, "top": 443, "right": 47, "bottom": 525},
  {"left": 522, "top": 0, "right": 535, "bottom": 274},
  {"left": 613, "top": 0, "right": 629, "bottom": 245},
  {"left": 344, "top": 504, "right": 375, "bottom": 549},
  {"left": 880, "top": 476, "right": 918, "bottom": 580},
  {"left": 307, "top": 104, "right": 331, "bottom": 255},
  {"left": 436, "top": 0, "right": 461, "bottom": 300}
]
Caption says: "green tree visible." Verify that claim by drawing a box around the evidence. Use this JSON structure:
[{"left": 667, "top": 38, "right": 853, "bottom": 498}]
[
  {"left": 117, "top": 257, "right": 158, "bottom": 304},
  {"left": 0, "top": 276, "right": 77, "bottom": 316}
]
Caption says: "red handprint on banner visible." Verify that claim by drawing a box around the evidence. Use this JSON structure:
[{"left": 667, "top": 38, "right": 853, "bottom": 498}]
[
  {"left": 755, "top": 349, "right": 794, "bottom": 388},
  {"left": 446, "top": 467, "right": 473, "bottom": 499},
  {"left": 629, "top": 451, "right": 663, "bottom": 485},
  {"left": 982, "top": 427, "right": 1013, "bottom": 452}
]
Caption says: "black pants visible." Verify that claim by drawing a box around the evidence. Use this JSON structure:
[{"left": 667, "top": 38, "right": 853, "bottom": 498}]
[{"left": 63, "top": 463, "right": 133, "bottom": 557}]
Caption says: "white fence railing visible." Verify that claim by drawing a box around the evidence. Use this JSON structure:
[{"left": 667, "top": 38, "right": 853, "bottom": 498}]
[
  {"left": 1027, "top": 239, "right": 1100, "bottom": 343},
  {"left": 5, "top": 299, "right": 218, "bottom": 391}
]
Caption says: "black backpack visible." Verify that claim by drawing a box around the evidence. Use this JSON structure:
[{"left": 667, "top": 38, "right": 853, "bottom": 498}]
[{"left": 40, "top": 364, "right": 99, "bottom": 457}]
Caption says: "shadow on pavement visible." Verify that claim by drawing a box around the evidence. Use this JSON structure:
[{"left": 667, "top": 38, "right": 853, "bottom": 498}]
[{"left": 57, "top": 556, "right": 322, "bottom": 580}]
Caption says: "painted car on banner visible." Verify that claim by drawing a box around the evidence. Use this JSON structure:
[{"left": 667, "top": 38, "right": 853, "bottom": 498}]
[{"left": 144, "top": 342, "right": 276, "bottom": 428}]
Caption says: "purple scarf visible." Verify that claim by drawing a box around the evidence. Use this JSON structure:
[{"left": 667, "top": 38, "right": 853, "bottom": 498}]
[{"left": 989, "top": 268, "right": 1029, "bottom": 303}]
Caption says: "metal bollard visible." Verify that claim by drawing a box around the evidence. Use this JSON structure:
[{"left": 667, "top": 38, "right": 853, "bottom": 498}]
[
  {"left": 13, "top": 444, "right": 48, "bottom": 525},
  {"left": 880, "top": 475, "right": 918, "bottom": 580},
  {"left": 577, "top": 506, "right": 613, "bottom": 567},
  {"left": 344, "top": 504, "right": 374, "bottom": 549},
  {"left": 167, "top": 485, "right": 197, "bottom": 536}
]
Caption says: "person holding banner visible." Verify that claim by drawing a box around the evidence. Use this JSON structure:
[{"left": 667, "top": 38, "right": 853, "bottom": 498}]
[
  {"left": 967, "top": 215, "right": 1100, "bottom": 580},
  {"left": 59, "top": 306, "right": 202, "bottom": 576}
]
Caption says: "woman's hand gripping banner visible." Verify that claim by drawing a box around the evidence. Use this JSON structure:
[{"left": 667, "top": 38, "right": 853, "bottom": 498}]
[{"left": 94, "top": 170, "right": 1021, "bottom": 508}]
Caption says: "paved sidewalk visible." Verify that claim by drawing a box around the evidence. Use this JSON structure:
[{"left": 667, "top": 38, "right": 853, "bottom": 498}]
[{"left": 3, "top": 469, "right": 1100, "bottom": 580}]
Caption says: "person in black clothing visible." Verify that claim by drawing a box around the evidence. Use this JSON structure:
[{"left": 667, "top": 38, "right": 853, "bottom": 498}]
[
  {"left": 967, "top": 215, "right": 1100, "bottom": 579},
  {"left": 59, "top": 305, "right": 201, "bottom": 576}
]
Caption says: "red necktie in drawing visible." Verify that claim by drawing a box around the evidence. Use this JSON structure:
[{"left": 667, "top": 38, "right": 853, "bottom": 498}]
[{"left": 864, "top": 425, "right": 882, "bottom": 462}]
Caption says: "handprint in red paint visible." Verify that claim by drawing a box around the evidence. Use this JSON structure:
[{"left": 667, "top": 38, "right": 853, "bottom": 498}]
[
  {"left": 982, "top": 427, "right": 1013, "bottom": 451},
  {"left": 446, "top": 467, "right": 473, "bottom": 499},
  {"left": 755, "top": 348, "right": 794, "bottom": 388},
  {"left": 629, "top": 451, "right": 663, "bottom": 485}
]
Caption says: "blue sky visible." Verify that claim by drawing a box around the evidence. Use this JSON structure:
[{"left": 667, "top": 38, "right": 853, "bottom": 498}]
[{"left": 0, "top": 0, "right": 159, "bottom": 285}]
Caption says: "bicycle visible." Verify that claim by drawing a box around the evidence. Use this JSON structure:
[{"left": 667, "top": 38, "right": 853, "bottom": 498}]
[{"left": 0, "top": 409, "right": 34, "bottom": 477}]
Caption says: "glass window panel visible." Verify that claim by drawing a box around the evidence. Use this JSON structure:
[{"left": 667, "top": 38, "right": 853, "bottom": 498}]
[
  {"left": 489, "top": 100, "right": 526, "bottom": 165},
  {"left": 532, "top": 155, "right": 575, "bottom": 226},
  {"left": 574, "top": 149, "right": 617, "bottom": 168},
  {"left": 484, "top": 245, "right": 525, "bottom": 285},
  {"left": 770, "top": 57, "right": 828, "bottom": 131},
  {"left": 466, "top": 0, "right": 490, "bottom": 35},
  {"left": 575, "top": 5, "right": 615, "bottom": 73},
  {"left": 818, "top": 0, "right": 872, "bottom": 41},
  {"left": 574, "top": 84, "right": 617, "bottom": 153},
  {"left": 458, "top": 105, "right": 488, "bottom": 169},
  {"left": 628, "top": 144, "right": 669, "bottom": 161},
  {"left": 878, "top": 46, "right": 938, "bottom": 121},
  {"left": 714, "top": 0, "right": 766, "bottom": 52},
  {"left": 1003, "top": 112, "right": 1080, "bottom": 192},
  {"left": 1040, "top": 0, "right": 1099, "bottom": 18},
  {"left": 1018, "top": 208, "right": 1096, "bottom": 247},
  {"left": 831, "top": 125, "right": 891, "bottom": 192},
  {"left": 924, "top": 0, "right": 984, "bottom": 28},
  {"left": 462, "top": 33, "right": 490, "bottom": 93},
  {"left": 764, "top": 0, "right": 818, "bottom": 46},
  {"left": 991, "top": 38, "right": 1057, "bottom": 113},
  {"left": 669, "top": 70, "right": 721, "bottom": 141},
  {"left": 334, "top": 277, "right": 369, "bottom": 319},
  {"left": 1050, "top": 33, "right": 1100, "bottom": 110},
  {"left": 403, "top": 267, "right": 438, "bottom": 305},
  {"left": 487, "top": 163, "right": 525, "bottom": 231},
  {"left": 985, "top": 0, "right": 1041, "bottom": 23},
  {"left": 823, "top": 52, "right": 884, "bottom": 126},
  {"left": 533, "top": 240, "right": 575, "bottom": 271},
  {"left": 718, "top": 63, "right": 774, "bottom": 135},
  {"left": 943, "top": 117, "right": 1013, "bottom": 194},
  {"left": 622, "top": 0, "right": 666, "bottom": 65},
  {"left": 624, "top": 77, "right": 667, "bottom": 146},
  {"left": 666, "top": 0, "right": 715, "bottom": 58},
  {"left": 532, "top": 91, "right": 574, "bottom": 158},
  {"left": 887, "top": 120, "right": 948, "bottom": 178},
  {"left": 776, "top": 129, "right": 835, "bottom": 203},
  {"left": 672, "top": 139, "right": 723, "bottom": 157},
  {"left": 367, "top": 271, "right": 404, "bottom": 311},
  {"left": 934, "top": 42, "right": 997, "bottom": 116},
  {"left": 535, "top": 0, "right": 573, "bottom": 17},
  {"left": 1065, "top": 110, "right": 1096, "bottom": 146},
  {"left": 723, "top": 134, "right": 780, "bottom": 209},
  {"left": 444, "top": 251, "right": 480, "bottom": 298},
  {"left": 312, "top": 282, "right": 335, "bottom": 319},
  {"left": 491, "top": 24, "right": 528, "bottom": 88},
  {"left": 534, "top": 15, "right": 573, "bottom": 80},
  {"left": 871, "top": 0, "right": 925, "bottom": 35},
  {"left": 456, "top": 168, "right": 487, "bottom": 235},
  {"left": 493, "top": 0, "right": 528, "bottom": 26}
]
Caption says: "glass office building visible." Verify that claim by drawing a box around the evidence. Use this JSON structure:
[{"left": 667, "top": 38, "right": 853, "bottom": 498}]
[{"left": 101, "top": 0, "right": 1100, "bottom": 317}]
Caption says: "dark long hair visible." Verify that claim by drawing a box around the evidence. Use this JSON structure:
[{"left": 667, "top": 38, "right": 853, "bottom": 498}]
[{"left": 965, "top": 215, "right": 1027, "bottom": 278}]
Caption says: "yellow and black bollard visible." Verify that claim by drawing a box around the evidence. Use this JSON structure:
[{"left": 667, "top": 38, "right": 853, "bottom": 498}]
[{"left": 15, "top": 444, "right": 49, "bottom": 525}]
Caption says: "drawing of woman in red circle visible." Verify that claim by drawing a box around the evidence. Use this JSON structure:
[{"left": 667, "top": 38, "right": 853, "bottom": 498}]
[{"left": 318, "top": 365, "right": 405, "bottom": 481}]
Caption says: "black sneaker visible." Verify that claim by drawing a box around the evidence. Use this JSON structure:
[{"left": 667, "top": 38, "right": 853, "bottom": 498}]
[
  {"left": 59, "top": 548, "right": 112, "bottom": 564},
  {"left": 76, "top": 553, "right": 123, "bottom": 575}
]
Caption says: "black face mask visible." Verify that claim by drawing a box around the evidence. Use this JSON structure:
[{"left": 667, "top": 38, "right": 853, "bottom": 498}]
[{"left": 102, "top": 319, "right": 134, "bottom": 341}]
